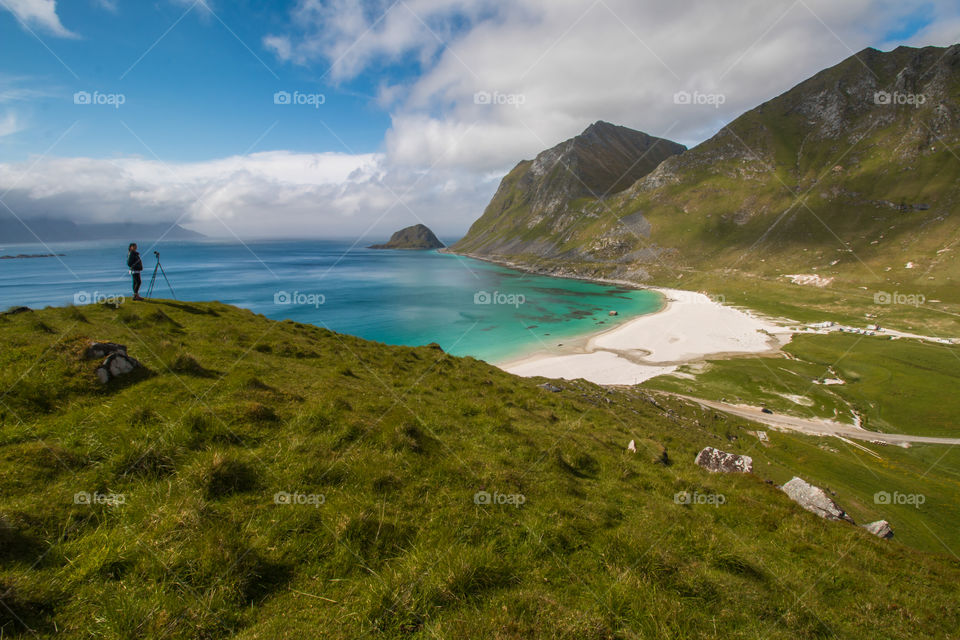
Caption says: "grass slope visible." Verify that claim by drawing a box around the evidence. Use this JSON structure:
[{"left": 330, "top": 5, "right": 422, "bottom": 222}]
[
  {"left": 452, "top": 45, "right": 960, "bottom": 310},
  {"left": 0, "top": 301, "right": 957, "bottom": 638}
]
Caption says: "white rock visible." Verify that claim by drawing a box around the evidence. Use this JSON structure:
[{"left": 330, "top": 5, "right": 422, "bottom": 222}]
[
  {"left": 694, "top": 447, "right": 752, "bottom": 473},
  {"left": 863, "top": 520, "right": 894, "bottom": 539},
  {"left": 781, "top": 477, "right": 854, "bottom": 523}
]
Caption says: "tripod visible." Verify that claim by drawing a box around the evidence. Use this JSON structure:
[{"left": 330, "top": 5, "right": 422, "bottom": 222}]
[{"left": 146, "top": 251, "right": 177, "bottom": 300}]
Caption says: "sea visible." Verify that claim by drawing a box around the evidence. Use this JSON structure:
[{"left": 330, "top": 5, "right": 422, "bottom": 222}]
[{"left": 0, "top": 238, "right": 663, "bottom": 364}]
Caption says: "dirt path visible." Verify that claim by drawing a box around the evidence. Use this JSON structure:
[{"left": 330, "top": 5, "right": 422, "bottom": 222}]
[{"left": 664, "top": 393, "right": 960, "bottom": 445}]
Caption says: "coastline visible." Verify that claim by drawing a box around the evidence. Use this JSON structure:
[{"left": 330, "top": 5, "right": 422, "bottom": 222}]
[{"left": 443, "top": 250, "right": 794, "bottom": 385}]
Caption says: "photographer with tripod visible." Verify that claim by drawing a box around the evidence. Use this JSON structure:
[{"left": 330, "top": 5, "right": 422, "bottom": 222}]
[
  {"left": 126, "top": 244, "right": 176, "bottom": 301},
  {"left": 127, "top": 243, "right": 144, "bottom": 301}
]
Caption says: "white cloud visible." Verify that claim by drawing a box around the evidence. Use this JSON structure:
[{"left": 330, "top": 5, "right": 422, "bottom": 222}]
[
  {"left": 0, "top": 112, "right": 23, "bottom": 138},
  {"left": 0, "top": 151, "right": 495, "bottom": 239},
  {"left": 1, "top": 0, "right": 77, "bottom": 38},
  {"left": 270, "top": 0, "right": 960, "bottom": 174}
]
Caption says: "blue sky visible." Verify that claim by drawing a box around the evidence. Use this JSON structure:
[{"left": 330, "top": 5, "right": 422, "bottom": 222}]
[
  {"left": 0, "top": 0, "right": 957, "bottom": 239},
  {"left": 0, "top": 0, "right": 394, "bottom": 162}
]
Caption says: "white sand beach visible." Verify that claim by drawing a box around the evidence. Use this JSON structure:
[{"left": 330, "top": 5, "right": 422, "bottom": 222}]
[{"left": 501, "top": 288, "right": 793, "bottom": 385}]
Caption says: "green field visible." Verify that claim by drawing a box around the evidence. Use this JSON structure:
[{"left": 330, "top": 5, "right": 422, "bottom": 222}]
[
  {"left": 644, "top": 332, "right": 960, "bottom": 437},
  {"left": 1, "top": 301, "right": 958, "bottom": 638}
]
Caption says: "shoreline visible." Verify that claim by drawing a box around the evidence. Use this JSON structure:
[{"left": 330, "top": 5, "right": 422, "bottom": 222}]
[{"left": 443, "top": 250, "right": 794, "bottom": 385}]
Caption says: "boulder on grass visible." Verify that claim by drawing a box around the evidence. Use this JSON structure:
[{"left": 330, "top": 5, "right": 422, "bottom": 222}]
[
  {"left": 84, "top": 342, "right": 127, "bottom": 360},
  {"left": 695, "top": 446, "right": 753, "bottom": 473},
  {"left": 95, "top": 352, "right": 141, "bottom": 384},
  {"left": 863, "top": 520, "right": 894, "bottom": 539},
  {"left": 781, "top": 477, "right": 854, "bottom": 523}
]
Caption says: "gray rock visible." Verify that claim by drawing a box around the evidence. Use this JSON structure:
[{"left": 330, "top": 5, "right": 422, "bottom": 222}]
[
  {"left": 95, "top": 352, "right": 141, "bottom": 384},
  {"left": 84, "top": 342, "right": 127, "bottom": 360},
  {"left": 863, "top": 520, "right": 894, "bottom": 539},
  {"left": 781, "top": 477, "right": 855, "bottom": 523},
  {"left": 694, "top": 446, "right": 753, "bottom": 473},
  {"left": 537, "top": 383, "right": 562, "bottom": 393}
]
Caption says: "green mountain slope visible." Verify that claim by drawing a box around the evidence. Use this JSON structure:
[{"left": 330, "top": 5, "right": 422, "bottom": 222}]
[
  {"left": 1, "top": 301, "right": 958, "bottom": 638},
  {"left": 451, "top": 45, "right": 960, "bottom": 301}
]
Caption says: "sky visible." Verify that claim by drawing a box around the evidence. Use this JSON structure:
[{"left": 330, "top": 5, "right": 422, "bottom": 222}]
[{"left": 0, "top": 0, "right": 958, "bottom": 241}]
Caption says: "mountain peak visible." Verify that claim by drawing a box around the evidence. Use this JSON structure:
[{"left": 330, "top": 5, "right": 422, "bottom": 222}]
[{"left": 451, "top": 122, "right": 685, "bottom": 256}]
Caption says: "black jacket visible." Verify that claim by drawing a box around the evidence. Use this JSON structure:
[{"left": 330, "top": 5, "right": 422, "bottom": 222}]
[{"left": 127, "top": 250, "right": 143, "bottom": 272}]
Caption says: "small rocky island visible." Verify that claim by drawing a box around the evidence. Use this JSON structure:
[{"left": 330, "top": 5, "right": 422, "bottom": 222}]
[{"left": 368, "top": 224, "right": 444, "bottom": 250}]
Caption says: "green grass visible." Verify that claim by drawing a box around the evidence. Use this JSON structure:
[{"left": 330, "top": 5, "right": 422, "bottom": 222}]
[
  {"left": 645, "top": 333, "right": 960, "bottom": 437},
  {"left": 0, "top": 301, "right": 958, "bottom": 638}
]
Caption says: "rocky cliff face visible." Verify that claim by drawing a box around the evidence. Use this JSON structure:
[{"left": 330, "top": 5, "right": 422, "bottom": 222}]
[
  {"left": 450, "top": 121, "right": 685, "bottom": 257},
  {"left": 450, "top": 45, "right": 960, "bottom": 292}
]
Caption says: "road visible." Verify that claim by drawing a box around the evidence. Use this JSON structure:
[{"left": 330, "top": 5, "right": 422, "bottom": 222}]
[{"left": 664, "top": 393, "right": 960, "bottom": 445}]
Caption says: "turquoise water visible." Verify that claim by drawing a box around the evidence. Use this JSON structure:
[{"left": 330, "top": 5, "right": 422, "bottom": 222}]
[{"left": 0, "top": 239, "right": 662, "bottom": 363}]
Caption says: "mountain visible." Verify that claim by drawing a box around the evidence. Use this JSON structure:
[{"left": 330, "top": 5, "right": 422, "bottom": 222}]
[
  {"left": 0, "top": 301, "right": 957, "bottom": 637},
  {"left": 0, "top": 217, "right": 204, "bottom": 244},
  {"left": 450, "top": 121, "right": 685, "bottom": 257},
  {"left": 450, "top": 45, "right": 960, "bottom": 297},
  {"left": 369, "top": 223, "right": 444, "bottom": 249}
]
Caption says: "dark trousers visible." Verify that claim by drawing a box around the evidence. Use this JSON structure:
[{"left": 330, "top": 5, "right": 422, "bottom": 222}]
[{"left": 132, "top": 271, "right": 142, "bottom": 296}]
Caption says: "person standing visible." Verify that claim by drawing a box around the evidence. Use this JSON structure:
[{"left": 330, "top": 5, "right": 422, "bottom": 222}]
[{"left": 127, "top": 243, "right": 144, "bottom": 301}]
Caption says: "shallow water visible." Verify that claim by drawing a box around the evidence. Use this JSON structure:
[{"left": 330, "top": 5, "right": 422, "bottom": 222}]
[{"left": 0, "top": 239, "right": 662, "bottom": 363}]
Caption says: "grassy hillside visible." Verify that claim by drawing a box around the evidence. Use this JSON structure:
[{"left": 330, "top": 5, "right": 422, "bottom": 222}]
[
  {"left": 451, "top": 45, "right": 960, "bottom": 311},
  {"left": 645, "top": 332, "right": 960, "bottom": 437},
  {"left": 0, "top": 300, "right": 958, "bottom": 638}
]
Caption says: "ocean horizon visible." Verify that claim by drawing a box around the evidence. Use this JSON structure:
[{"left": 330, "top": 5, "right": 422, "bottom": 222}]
[{"left": 0, "top": 238, "right": 663, "bottom": 363}]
